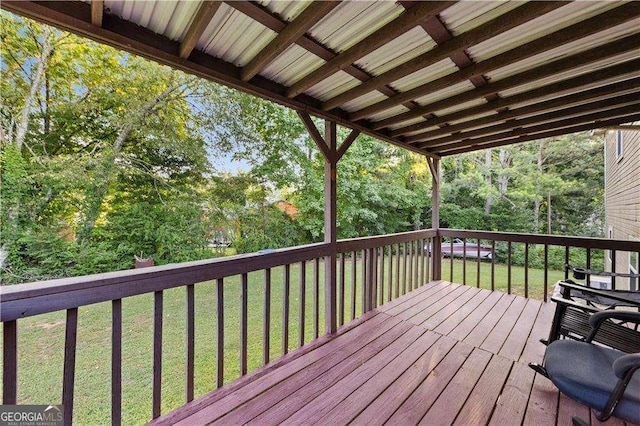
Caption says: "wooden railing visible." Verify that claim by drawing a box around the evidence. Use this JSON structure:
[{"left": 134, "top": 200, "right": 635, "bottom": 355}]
[
  {"left": 0, "top": 229, "right": 435, "bottom": 425},
  {"left": 439, "top": 229, "right": 640, "bottom": 301}
]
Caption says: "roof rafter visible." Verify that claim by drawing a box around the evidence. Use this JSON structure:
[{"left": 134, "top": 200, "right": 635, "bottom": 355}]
[
  {"left": 405, "top": 75, "right": 640, "bottom": 143},
  {"left": 438, "top": 112, "right": 640, "bottom": 157},
  {"left": 371, "top": 32, "right": 640, "bottom": 130},
  {"left": 352, "top": 2, "right": 640, "bottom": 123},
  {"left": 179, "top": 1, "right": 222, "bottom": 59},
  {"left": 392, "top": 59, "right": 640, "bottom": 138},
  {"left": 418, "top": 91, "right": 640, "bottom": 149},
  {"left": 321, "top": 1, "right": 565, "bottom": 112},
  {"left": 286, "top": 1, "right": 454, "bottom": 99},
  {"left": 228, "top": 1, "right": 424, "bottom": 114},
  {"left": 240, "top": 1, "right": 339, "bottom": 82},
  {"left": 434, "top": 105, "right": 640, "bottom": 153}
]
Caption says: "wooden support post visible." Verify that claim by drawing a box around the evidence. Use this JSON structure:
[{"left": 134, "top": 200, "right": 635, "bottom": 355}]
[
  {"left": 298, "top": 113, "right": 358, "bottom": 334},
  {"left": 324, "top": 120, "right": 338, "bottom": 334},
  {"left": 429, "top": 157, "right": 442, "bottom": 280}
]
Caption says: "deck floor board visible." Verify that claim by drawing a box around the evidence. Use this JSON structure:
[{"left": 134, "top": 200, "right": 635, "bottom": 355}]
[{"left": 151, "top": 281, "right": 632, "bottom": 426}]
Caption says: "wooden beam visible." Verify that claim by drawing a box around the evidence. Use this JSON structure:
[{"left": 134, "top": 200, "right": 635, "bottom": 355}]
[
  {"left": 600, "top": 125, "right": 640, "bottom": 131},
  {"left": 91, "top": 0, "right": 103, "bottom": 27},
  {"left": 435, "top": 105, "right": 640, "bottom": 155},
  {"left": 297, "top": 111, "right": 330, "bottom": 160},
  {"left": 370, "top": 31, "right": 640, "bottom": 129},
  {"left": 321, "top": 1, "right": 564, "bottom": 111},
  {"left": 179, "top": 1, "right": 221, "bottom": 59},
  {"left": 439, "top": 112, "right": 640, "bottom": 157},
  {"left": 403, "top": 75, "right": 640, "bottom": 142},
  {"left": 324, "top": 120, "right": 338, "bottom": 334},
  {"left": 418, "top": 91, "right": 640, "bottom": 148},
  {"left": 241, "top": 2, "right": 339, "bottom": 81},
  {"left": 286, "top": 1, "right": 454, "bottom": 99},
  {"left": 430, "top": 158, "right": 441, "bottom": 280},
  {"left": 336, "top": 129, "right": 360, "bottom": 161},
  {"left": 393, "top": 59, "right": 640, "bottom": 138},
  {"left": 351, "top": 2, "right": 640, "bottom": 122}
]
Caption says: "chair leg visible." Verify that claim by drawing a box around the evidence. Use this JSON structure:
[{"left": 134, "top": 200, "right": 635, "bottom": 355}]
[
  {"left": 572, "top": 416, "right": 589, "bottom": 426},
  {"left": 528, "top": 363, "right": 549, "bottom": 378}
]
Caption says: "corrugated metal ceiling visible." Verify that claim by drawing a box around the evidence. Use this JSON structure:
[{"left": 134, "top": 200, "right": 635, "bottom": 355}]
[{"left": 6, "top": 0, "right": 640, "bottom": 157}]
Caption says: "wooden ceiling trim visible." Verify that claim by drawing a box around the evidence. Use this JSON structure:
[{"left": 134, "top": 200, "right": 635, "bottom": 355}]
[
  {"left": 353, "top": 2, "right": 640, "bottom": 122},
  {"left": 432, "top": 104, "right": 640, "bottom": 153},
  {"left": 90, "top": 0, "right": 103, "bottom": 27},
  {"left": 240, "top": 1, "right": 339, "bottom": 82},
  {"left": 320, "top": 1, "right": 565, "bottom": 112},
  {"left": 405, "top": 76, "right": 640, "bottom": 143},
  {"left": 391, "top": 59, "right": 640, "bottom": 138},
  {"left": 286, "top": 1, "right": 454, "bottom": 99},
  {"left": 438, "top": 112, "right": 640, "bottom": 157},
  {"left": 418, "top": 91, "right": 640, "bottom": 148},
  {"left": 179, "top": 1, "right": 222, "bottom": 59},
  {"left": 371, "top": 32, "right": 640, "bottom": 130}
]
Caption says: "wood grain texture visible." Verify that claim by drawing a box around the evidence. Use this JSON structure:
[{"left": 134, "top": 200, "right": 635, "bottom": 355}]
[{"left": 2, "top": 320, "right": 17, "bottom": 404}]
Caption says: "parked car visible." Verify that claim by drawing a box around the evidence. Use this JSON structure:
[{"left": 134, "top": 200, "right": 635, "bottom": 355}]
[{"left": 425, "top": 238, "right": 494, "bottom": 259}]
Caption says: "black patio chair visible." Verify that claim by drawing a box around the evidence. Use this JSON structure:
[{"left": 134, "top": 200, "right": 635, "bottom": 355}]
[
  {"left": 530, "top": 310, "right": 640, "bottom": 425},
  {"left": 542, "top": 265, "right": 640, "bottom": 353}
]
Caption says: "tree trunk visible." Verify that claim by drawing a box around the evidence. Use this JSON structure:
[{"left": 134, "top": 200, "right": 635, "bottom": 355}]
[
  {"left": 484, "top": 149, "right": 493, "bottom": 214},
  {"left": 14, "top": 27, "right": 53, "bottom": 151},
  {"left": 77, "top": 78, "right": 194, "bottom": 244},
  {"left": 497, "top": 149, "right": 511, "bottom": 196}
]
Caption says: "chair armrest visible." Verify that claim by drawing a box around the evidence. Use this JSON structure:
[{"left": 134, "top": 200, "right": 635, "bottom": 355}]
[
  {"left": 613, "top": 353, "right": 640, "bottom": 379},
  {"left": 556, "top": 281, "right": 640, "bottom": 306},
  {"left": 587, "top": 310, "right": 640, "bottom": 342}
]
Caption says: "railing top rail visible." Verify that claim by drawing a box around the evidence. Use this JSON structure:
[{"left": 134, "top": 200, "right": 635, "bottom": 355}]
[
  {"left": 439, "top": 229, "right": 640, "bottom": 252},
  {"left": 0, "top": 229, "right": 436, "bottom": 321}
]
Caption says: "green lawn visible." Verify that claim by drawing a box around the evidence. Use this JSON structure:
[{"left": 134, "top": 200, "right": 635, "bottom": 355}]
[{"left": 1, "top": 255, "right": 563, "bottom": 425}]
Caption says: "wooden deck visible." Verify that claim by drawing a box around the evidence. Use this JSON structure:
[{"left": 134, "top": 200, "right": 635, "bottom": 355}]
[{"left": 152, "top": 281, "right": 631, "bottom": 426}]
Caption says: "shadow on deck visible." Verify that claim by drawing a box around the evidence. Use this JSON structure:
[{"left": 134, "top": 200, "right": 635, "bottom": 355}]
[{"left": 151, "top": 281, "right": 630, "bottom": 426}]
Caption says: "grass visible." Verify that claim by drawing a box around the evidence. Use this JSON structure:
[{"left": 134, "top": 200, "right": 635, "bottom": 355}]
[{"left": 1, "top": 255, "right": 563, "bottom": 425}]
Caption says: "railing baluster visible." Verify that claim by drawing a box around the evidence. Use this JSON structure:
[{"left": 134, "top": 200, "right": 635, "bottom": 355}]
[
  {"left": 314, "top": 258, "right": 320, "bottom": 339},
  {"left": 462, "top": 238, "right": 467, "bottom": 286},
  {"left": 586, "top": 248, "right": 592, "bottom": 288},
  {"left": 448, "top": 238, "right": 453, "bottom": 282},
  {"left": 380, "top": 246, "right": 385, "bottom": 305},
  {"left": 415, "top": 240, "right": 420, "bottom": 287},
  {"left": 420, "top": 239, "right": 425, "bottom": 286},
  {"left": 339, "top": 254, "right": 345, "bottom": 326},
  {"left": 408, "top": 241, "right": 413, "bottom": 292},
  {"left": 425, "top": 238, "right": 431, "bottom": 284},
  {"left": 544, "top": 245, "right": 549, "bottom": 302},
  {"left": 241, "top": 274, "right": 248, "bottom": 375},
  {"left": 611, "top": 250, "right": 617, "bottom": 290},
  {"left": 152, "top": 291, "right": 163, "bottom": 418},
  {"left": 491, "top": 240, "right": 496, "bottom": 291},
  {"left": 388, "top": 245, "right": 393, "bottom": 302},
  {"left": 564, "top": 246, "right": 570, "bottom": 280},
  {"left": 63, "top": 308, "right": 78, "bottom": 426},
  {"left": 263, "top": 269, "right": 271, "bottom": 365},
  {"left": 507, "top": 242, "right": 512, "bottom": 294},
  {"left": 351, "top": 251, "right": 357, "bottom": 321},
  {"left": 298, "top": 261, "right": 306, "bottom": 347},
  {"left": 112, "top": 299, "right": 122, "bottom": 426},
  {"left": 216, "top": 278, "right": 224, "bottom": 388},
  {"left": 283, "top": 264, "right": 290, "bottom": 355},
  {"left": 402, "top": 242, "right": 408, "bottom": 295},
  {"left": 476, "top": 239, "right": 481, "bottom": 288},
  {"left": 371, "top": 248, "right": 377, "bottom": 308},
  {"left": 395, "top": 244, "right": 400, "bottom": 298},
  {"left": 524, "top": 243, "right": 529, "bottom": 298},
  {"left": 186, "top": 284, "right": 195, "bottom": 401},
  {"left": 361, "top": 249, "right": 367, "bottom": 311},
  {"left": 3, "top": 320, "right": 17, "bottom": 405}
]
